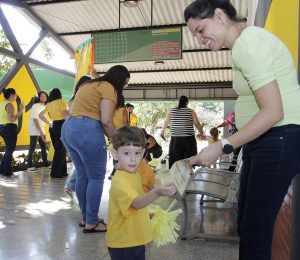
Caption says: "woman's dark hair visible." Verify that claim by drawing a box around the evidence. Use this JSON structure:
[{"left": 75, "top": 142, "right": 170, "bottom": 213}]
[
  {"left": 48, "top": 88, "right": 62, "bottom": 102},
  {"left": 178, "top": 95, "right": 188, "bottom": 108},
  {"left": 3, "top": 88, "right": 16, "bottom": 99},
  {"left": 120, "top": 94, "right": 125, "bottom": 107},
  {"left": 184, "top": 0, "right": 246, "bottom": 23},
  {"left": 34, "top": 91, "right": 48, "bottom": 104},
  {"left": 89, "top": 65, "right": 130, "bottom": 108},
  {"left": 70, "top": 75, "right": 91, "bottom": 102}
]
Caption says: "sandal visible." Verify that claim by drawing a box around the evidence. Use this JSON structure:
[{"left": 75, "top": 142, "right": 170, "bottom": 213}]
[
  {"left": 83, "top": 220, "right": 107, "bottom": 233},
  {"left": 79, "top": 218, "right": 105, "bottom": 228}
]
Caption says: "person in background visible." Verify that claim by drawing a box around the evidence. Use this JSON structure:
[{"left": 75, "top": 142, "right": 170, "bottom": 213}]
[
  {"left": 0, "top": 88, "right": 24, "bottom": 177},
  {"left": 64, "top": 75, "right": 91, "bottom": 198},
  {"left": 185, "top": 0, "right": 300, "bottom": 259},
  {"left": 106, "top": 126, "right": 176, "bottom": 260},
  {"left": 217, "top": 111, "right": 238, "bottom": 136},
  {"left": 39, "top": 88, "right": 69, "bottom": 178},
  {"left": 125, "top": 103, "right": 138, "bottom": 126},
  {"left": 217, "top": 111, "right": 240, "bottom": 171},
  {"left": 27, "top": 91, "right": 49, "bottom": 172},
  {"left": 199, "top": 127, "right": 220, "bottom": 168},
  {"left": 141, "top": 128, "right": 163, "bottom": 162},
  {"left": 61, "top": 65, "right": 130, "bottom": 233},
  {"left": 160, "top": 95, "right": 204, "bottom": 168},
  {"left": 108, "top": 95, "right": 129, "bottom": 180}
]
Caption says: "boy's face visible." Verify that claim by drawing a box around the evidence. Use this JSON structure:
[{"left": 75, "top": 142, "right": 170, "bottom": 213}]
[{"left": 112, "top": 145, "right": 145, "bottom": 173}]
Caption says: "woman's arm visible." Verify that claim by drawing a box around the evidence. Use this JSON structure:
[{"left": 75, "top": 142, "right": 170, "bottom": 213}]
[
  {"left": 100, "top": 99, "right": 116, "bottom": 139},
  {"left": 146, "top": 136, "right": 157, "bottom": 149},
  {"left": 190, "top": 80, "right": 283, "bottom": 166},
  {"left": 122, "top": 108, "right": 129, "bottom": 126},
  {"left": 61, "top": 109, "right": 69, "bottom": 119},
  {"left": 191, "top": 110, "right": 204, "bottom": 137},
  {"left": 6, "top": 103, "right": 24, "bottom": 122},
  {"left": 38, "top": 109, "right": 51, "bottom": 125},
  {"left": 160, "top": 112, "right": 171, "bottom": 140}
]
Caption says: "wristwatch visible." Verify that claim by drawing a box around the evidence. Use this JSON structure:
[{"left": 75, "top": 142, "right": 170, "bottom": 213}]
[{"left": 221, "top": 139, "right": 234, "bottom": 154}]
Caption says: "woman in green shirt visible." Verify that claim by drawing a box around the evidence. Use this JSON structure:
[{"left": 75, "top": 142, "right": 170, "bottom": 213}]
[{"left": 185, "top": 0, "right": 300, "bottom": 259}]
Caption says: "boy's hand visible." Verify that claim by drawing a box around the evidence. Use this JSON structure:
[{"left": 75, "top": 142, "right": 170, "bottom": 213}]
[{"left": 154, "top": 183, "right": 177, "bottom": 196}]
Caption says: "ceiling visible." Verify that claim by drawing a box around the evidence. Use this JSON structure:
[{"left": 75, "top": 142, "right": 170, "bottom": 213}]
[{"left": 5, "top": 0, "right": 251, "bottom": 98}]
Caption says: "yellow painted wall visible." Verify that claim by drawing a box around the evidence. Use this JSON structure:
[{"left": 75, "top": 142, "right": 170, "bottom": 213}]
[
  {"left": 0, "top": 65, "right": 51, "bottom": 147},
  {"left": 265, "top": 0, "right": 299, "bottom": 68}
]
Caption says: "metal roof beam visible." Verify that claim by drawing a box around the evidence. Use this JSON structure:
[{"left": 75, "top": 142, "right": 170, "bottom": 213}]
[
  {"left": 22, "top": 0, "right": 87, "bottom": 6},
  {"left": 25, "top": 27, "right": 49, "bottom": 56},
  {"left": 127, "top": 82, "right": 232, "bottom": 89},
  {"left": 0, "top": 47, "right": 21, "bottom": 59},
  {"left": 26, "top": 57, "right": 74, "bottom": 77},
  {"left": 0, "top": 0, "right": 74, "bottom": 55},
  {"left": 97, "top": 67, "right": 232, "bottom": 74},
  {"left": 0, "top": 7, "right": 23, "bottom": 54},
  {"left": 58, "top": 23, "right": 187, "bottom": 36}
]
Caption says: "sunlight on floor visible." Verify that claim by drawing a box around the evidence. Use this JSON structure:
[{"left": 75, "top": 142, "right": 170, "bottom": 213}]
[{"left": 19, "top": 199, "right": 71, "bottom": 217}]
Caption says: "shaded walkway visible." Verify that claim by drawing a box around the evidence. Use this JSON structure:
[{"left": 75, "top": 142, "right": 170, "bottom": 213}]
[{"left": 0, "top": 162, "right": 238, "bottom": 260}]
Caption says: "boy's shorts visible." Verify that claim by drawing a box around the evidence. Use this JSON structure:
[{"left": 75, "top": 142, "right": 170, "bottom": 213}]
[{"left": 108, "top": 245, "right": 145, "bottom": 260}]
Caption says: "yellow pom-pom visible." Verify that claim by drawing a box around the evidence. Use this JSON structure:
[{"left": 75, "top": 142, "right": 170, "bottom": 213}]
[{"left": 148, "top": 204, "right": 182, "bottom": 246}]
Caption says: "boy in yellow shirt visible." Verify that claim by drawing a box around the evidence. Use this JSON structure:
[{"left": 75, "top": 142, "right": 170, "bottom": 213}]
[{"left": 106, "top": 126, "right": 176, "bottom": 260}]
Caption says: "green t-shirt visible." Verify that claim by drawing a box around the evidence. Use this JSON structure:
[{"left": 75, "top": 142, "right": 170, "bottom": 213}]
[{"left": 232, "top": 26, "right": 300, "bottom": 129}]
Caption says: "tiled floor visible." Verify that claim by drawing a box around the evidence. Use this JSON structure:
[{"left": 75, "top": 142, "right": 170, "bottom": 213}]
[{"left": 0, "top": 160, "right": 239, "bottom": 260}]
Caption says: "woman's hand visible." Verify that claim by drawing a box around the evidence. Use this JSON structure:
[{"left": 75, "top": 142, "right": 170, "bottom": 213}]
[{"left": 189, "top": 142, "right": 223, "bottom": 167}]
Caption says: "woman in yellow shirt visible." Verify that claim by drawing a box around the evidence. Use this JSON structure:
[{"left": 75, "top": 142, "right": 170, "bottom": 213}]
[
  {"left": 0, "top": 88, "right": 24, "bottom": 177},
  {"left": 39, "top": 88, "right": 69, "bottom": 178}
]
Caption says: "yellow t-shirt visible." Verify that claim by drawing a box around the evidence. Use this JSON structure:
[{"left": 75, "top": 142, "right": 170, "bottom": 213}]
[
  {"left": 137, "top": 160, "right": 156, "bottom": 192},
  {"left": 106, "top": 170, "right": 153, "bottom": 248},
  {"left": 113, "top": 107, "right": 126, "bottom": 129},
  {"left": 71, "top": 81, "right": 117, "bottom": 121},
  {"left": 0, "top": 100, "right": 17, "bottom": 125},
  {"left": 232, "top": 26, "right": 300, "bottom": 129},
  {"left": 45, "top": 99, "right": 68, "bottom": 121},
  {"left": 129, "top": 113, "right": 137, "bottom": 126}
]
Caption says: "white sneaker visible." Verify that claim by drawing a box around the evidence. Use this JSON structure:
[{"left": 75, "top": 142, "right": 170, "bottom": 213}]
[{"left": 28, "top": 167, "right": 37, "bottom": 172}]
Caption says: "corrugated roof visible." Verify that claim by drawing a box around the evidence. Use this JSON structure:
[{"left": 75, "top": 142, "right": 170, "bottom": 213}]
[{"left": 16, "top": 0, "right": 250, "bottom": 91}]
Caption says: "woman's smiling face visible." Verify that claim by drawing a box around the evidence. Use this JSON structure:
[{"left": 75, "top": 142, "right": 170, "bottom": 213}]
[{"left": 187, "top": 9, "right": 228, "bottom": 51}]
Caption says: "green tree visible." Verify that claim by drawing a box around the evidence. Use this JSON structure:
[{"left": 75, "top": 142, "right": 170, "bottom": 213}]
[
  {"left": 41, "top": 38, "right": 54, "bottom": 62},
  {"left": 0, "top": 29, "right": 15, "bottom": 79}
]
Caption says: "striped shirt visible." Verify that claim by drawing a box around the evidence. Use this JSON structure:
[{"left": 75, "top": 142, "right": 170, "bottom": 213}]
[{"left": 170, "top": 107, "right": 195, "bottom": 137}]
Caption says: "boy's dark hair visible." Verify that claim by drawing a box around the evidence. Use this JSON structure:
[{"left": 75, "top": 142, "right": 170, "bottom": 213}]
[{"left": 112, "top": 126, "right": 146, "bottom": 150}]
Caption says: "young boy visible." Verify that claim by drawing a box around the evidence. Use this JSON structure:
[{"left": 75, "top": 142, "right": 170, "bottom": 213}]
[{"left": 106, "top": 126, "right": 176, "bottom": 260}]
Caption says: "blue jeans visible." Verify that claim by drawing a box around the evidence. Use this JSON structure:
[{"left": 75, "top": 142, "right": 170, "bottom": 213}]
[
  {"left": 238, "top": 124, "right": 300, "bottom": 260},
  {"left": 61, "top": 116, "right": 107, "bottom": 224},
  {"left": 0, "top": 124, "right": 17, "bottom": 176},
  {"left": 64, "top": 169, "right": 76, "bottom": 191}
]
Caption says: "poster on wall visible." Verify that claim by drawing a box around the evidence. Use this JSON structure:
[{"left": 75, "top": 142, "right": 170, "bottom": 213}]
[{"left": 93, "top": 27, "right": 182, "bottom": 63}]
